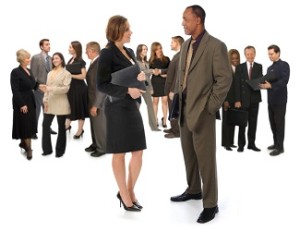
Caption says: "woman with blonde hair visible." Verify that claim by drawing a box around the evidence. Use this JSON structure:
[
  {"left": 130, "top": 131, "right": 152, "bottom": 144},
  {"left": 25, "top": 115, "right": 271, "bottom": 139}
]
[{"left": 10, "top": 49, "right": 41, "bottom": 160}]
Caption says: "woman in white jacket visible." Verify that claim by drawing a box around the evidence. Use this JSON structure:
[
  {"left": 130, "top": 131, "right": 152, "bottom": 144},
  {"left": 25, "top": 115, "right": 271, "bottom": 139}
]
[{"left": 40, "top": 52, "right": 71, "bottom": 157}]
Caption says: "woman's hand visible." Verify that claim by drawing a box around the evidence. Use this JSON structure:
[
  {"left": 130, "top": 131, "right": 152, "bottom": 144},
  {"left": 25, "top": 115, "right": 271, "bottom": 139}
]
[
  {"left": 128, "top": 88, "right": 145, "bottom": 99},
  {"left": 137, "top": 71, "right": 146, "bottom": 82}
]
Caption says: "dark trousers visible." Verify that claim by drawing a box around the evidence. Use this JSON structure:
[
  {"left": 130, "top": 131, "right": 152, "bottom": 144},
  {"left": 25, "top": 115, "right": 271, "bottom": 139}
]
[
  {"left": 268, "top": 104, "right": 286, "bottom": 151},
  {"left": 238, "top": 103, "right": 259, "bottom": 148},
  {"left": 221, "top": 107, "right": 235, "bottom": 147},
  {"left": 42, "top": 114, "right": 67, "bottom": 155}
]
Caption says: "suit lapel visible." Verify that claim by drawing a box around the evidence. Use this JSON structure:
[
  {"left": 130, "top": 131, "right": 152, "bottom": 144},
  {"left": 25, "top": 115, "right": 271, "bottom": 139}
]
[{"left": 189, "top": 33, "right": 209, "bottom": 72}]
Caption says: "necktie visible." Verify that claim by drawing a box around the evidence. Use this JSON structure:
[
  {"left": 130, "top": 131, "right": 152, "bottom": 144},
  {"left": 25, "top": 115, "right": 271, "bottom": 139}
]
[
  {"left": 183, "top": 39, "right": 196, "bottom": 89},
  {"left": 249, "top": 62, "right": 253, "bottom": 79},
  {"left": 46, "top": 56, "right": 51, "bottom": 72}
]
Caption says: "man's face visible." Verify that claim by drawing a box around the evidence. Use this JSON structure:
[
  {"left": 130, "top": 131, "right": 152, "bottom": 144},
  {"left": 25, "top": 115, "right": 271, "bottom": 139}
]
[{"left": 182, "top": 8, "right": 200, "bottom": 36}]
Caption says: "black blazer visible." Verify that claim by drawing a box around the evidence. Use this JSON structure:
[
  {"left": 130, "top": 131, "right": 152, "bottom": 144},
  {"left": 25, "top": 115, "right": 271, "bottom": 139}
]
[
  {"left": 266, "top": 59, "right": 290, "bottom": 106},
  {"left": 225, "top": 69, "right": 236, "bottom": 104},
  {"left": 97, "top": 42, "right": 137, "bottom": 100},
  {"left": 10, "top": 66, "right": 38, "bottom": 110},
  {"left": 234, "top": 62, "right": 262, "bottom": 108}
]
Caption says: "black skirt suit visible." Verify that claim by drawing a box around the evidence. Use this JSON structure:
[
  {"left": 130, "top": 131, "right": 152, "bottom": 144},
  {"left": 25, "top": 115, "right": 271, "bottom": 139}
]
[{"left": 96, "top": 42, "right": 146, "bottom": 153}]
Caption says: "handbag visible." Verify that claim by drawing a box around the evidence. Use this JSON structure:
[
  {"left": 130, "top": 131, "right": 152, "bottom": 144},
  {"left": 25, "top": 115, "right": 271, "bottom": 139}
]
[
  {"left": 227, "top": 108, "right": 248, "bottom": 127},
  {"left": 168, "top": 93, "right": 179, "bottom": 120}
]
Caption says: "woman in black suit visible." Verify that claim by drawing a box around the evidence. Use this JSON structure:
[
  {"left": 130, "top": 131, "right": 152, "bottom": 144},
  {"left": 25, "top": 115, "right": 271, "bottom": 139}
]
[
  {"left": 97, "top": 15, "right": 146, "bottom": 212},
  {"left": 221, "top": 49, "right": 240, "bottom": 150},
  {"left": 10, "top": 49, "right": 41, "bottom": 160}
]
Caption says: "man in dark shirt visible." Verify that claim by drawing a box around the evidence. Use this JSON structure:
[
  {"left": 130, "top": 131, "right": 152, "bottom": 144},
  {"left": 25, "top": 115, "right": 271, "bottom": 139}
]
[{"left": 260, "top": 44, "right": 290, "bottom": 156}]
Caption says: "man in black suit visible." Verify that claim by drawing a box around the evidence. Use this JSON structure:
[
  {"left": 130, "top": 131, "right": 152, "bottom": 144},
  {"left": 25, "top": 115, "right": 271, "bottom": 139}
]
[
  {"left": 84, "top": 41, "right": 106, "bottom": 157},
  {"left": 260, "top": 45, "right": 290, "bottom": 156},
  {"left": 234, "top": 45, "right": 262, "bottom": 152}
]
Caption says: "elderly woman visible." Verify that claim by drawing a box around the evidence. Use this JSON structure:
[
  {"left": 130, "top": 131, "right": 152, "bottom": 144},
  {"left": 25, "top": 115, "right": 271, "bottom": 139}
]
[{"left": 10, "top": 49, "right": 41, "bottom": 160}]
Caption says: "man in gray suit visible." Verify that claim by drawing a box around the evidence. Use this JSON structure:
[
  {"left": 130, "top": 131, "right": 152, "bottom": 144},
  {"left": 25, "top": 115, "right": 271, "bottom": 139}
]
[
  {"left": 84, "top": 41, "right": 106, "bottom": 157},
  {"left": 30, "top": 39, "right": 57, "bottom": 138},
  {"left": 164, "top": 35, "right": 184, "bottom": 138},
  {"left": 170, "top": 5, "right": 232, "bottom": 223}
]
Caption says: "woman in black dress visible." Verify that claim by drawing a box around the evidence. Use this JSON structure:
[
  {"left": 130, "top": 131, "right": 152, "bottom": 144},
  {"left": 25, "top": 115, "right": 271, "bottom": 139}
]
[
  {"left": 65, "top": 41, "right": 88, "bottom": 139},
  {"left": 10, "top": 49, "right": 40, "bottom": 160},
  {"left": 97, "top": 15, "right": 146, "bottom": 212},
  {"left": 149, "top": 42, "right": 170, "bottom": 128}
]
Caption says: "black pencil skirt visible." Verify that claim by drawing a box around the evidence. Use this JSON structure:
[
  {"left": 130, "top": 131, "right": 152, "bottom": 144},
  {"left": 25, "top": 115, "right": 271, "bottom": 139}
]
[{"left": 104, "top": 97, "right": 146, "bottom": 154}]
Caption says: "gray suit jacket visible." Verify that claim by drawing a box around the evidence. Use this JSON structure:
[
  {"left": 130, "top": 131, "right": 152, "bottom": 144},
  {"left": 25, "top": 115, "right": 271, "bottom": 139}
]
[
  {"left": 178, "top": 32, "right": 232, "bottom": 131},
  {"left": 30, "top": 52, "right": 52, "bottom": 84}
]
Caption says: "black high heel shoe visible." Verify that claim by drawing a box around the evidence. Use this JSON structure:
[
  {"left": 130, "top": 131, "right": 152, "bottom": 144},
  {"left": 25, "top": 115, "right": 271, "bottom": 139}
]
[
  {"left": 26, "top": 149, "right": 32, "bottom": 160},
  {"left": 19, "top": 142, "right": 27, "bottom": 151},
  {"left": 116, "top": 192, "right": 141, "bottom": 212},
  {"left": 133, "top": 201, "right": 143, "bottom": 209},
  {"left": 73, "top": 130, "right": 84, "bottom": 139},
  {"left": 161, "top": 117, "right": 167, "bottom": 128},
  {"left": 66, "top": 126, "right": 72, "bottom": 133}
]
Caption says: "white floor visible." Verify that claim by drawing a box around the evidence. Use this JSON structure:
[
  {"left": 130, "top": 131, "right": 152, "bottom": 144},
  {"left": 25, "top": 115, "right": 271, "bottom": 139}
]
[{"left": 1, "top": 101, "right": 299, "bottom": 231}]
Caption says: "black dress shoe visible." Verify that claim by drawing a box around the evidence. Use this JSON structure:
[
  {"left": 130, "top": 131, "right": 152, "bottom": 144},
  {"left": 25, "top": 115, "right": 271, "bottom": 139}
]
[
  {"left": 42, "top": 152, "right": 52, "bottom": 156},
  {"left": 164, "top": 133, "right": 180, "bottom": 138},
  {"left": 55, "top": 153, "right": 64, "bottom": 158},
  {"left": 197, "top": 206, "right": 219, "bottom": 223},
  {"left": 85, "top": 145, "right": 96, "bottom": 152},
  {"left": 163, "top": 128, "right": 173, "bottom": 133},
  {"left": 270, "top": 149, "right": 284, "bottom": 156},
  {"left": 50, "top": 128, "right": 57, "bottom": 135},
  {"left": 225, "top": 146, "right": 232, "bottom": 151},
  {"left": 90, "top": 151, "right": 105, "bottom": 157},
  {"left": 170, "top": 191, "right": 202, "bottom": 202},
  {"left": 247, "top": 145, "right": 261, "bottom": 152},
  {"left": 237, "top": 147, "right": 244, "bottom": 152},
  {"left": 267, "top": 144, "right": 276, "bottom": 150}
]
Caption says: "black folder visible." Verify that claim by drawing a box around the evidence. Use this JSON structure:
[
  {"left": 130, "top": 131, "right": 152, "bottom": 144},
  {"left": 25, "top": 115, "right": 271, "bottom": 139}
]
[
  {"left": 246, "top": 72, "right": 277, "bottom": 91},
  {"left": 66, "top": 63, "right": 82, "bottom": 74},
  {"left": 111, "top": 64, "right": 146, "bottom": 91}
]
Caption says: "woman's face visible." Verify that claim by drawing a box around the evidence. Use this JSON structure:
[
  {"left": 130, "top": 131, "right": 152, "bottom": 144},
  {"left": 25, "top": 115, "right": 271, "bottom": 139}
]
[
  {"left": 68, "top": 44, "right": 75, "bottom": 55},
  {"left": 22, "top": 55, "right": 31, "bottom": 66},
  {"left": 120, "top": 21, "right": 132, "bottom": 44},
  {"left": 155, "top": 45, "right": 163, "bottom": 57},
  {"left": 231, "top": 53, "right": 239, "bottom": 67},
  {"left": 52, "top": 54, "right": 63, "bottom": 68},
  {"left": 141, "top": 45, "right": 148, "bottom": 57}
]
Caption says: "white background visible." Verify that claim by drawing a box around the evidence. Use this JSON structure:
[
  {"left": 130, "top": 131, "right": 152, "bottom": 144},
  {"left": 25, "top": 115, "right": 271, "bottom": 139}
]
[{"left": 1, "top": 0, "right": 299, "bottom": 230}]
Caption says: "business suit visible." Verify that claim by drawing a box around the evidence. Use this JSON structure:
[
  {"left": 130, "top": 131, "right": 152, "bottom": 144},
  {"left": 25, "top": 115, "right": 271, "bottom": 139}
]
[
  {"left": 221, "top": 68, "right": 236, "bottom": 148},
  {"left": 137, "top": 60, "right": 160, "bottom": 131},
  {"left": 178, "top": 32, "right": 232, "bottom": 208},
  {"left": 165, "top": 52, "right": 180, "bottom": 136},
  {"left": 31, "top": 52, "right": 52, "bottom": 127},
  {"left": 97, "top": 42, "right": 146, "bottom": 153},
  {"left": 266, "top": 59, "right": 290, "bottom": 152},
  {"left": 86, "top": 56, "right": 106, "bottom": 154},
  {"left": 235, "top": 62, "right": 262, "bottom": 149}
]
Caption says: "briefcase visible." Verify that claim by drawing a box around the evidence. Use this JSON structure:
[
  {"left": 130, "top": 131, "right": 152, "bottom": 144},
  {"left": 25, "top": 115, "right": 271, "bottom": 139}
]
[
  {"left": 227, "top": 108, "right": 248, "bottom": 127},
  {"left": 168, "top": 93, "right": 179, "bottom": 120}
]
